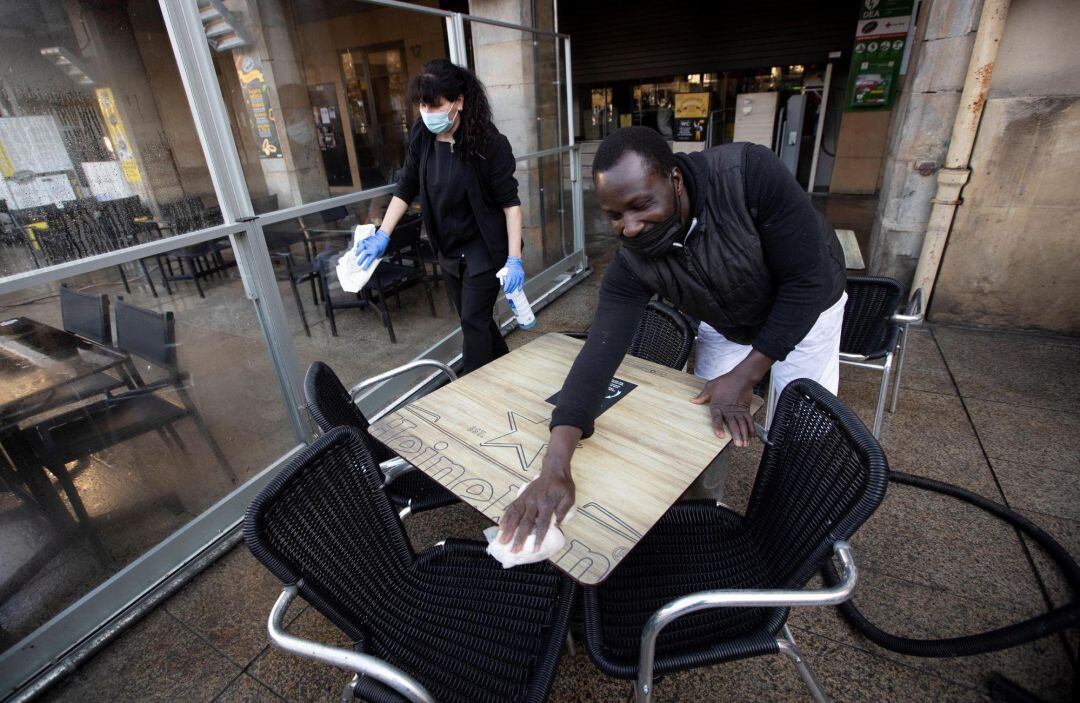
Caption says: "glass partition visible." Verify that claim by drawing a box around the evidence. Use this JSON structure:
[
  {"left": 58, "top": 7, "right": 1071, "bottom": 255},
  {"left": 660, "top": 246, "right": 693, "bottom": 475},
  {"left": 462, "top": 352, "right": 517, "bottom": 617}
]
[
  {"left": 0, "top": 233, "right": 293, "bottom": 653},
  {"left": 256, "top": 192, "right": 461, "bottom": 389},
  {"left": 0, "top": 0, "right": 221, "bottom": 277},
  {"left": 202, "top": 0, "right": 449, "bottom": 212}
]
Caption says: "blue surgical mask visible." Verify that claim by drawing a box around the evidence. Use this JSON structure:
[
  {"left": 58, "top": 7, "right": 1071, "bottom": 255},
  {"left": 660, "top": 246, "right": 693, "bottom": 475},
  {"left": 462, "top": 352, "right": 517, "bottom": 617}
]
[{"left": 420, "top": 104, "right": 458, "bottom": 134}]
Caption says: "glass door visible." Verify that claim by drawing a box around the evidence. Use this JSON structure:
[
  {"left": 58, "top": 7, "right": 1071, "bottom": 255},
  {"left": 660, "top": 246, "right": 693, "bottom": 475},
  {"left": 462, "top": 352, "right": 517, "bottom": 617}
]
[{"left": 340, "top": 43, "right": 409, "bottom": 189}]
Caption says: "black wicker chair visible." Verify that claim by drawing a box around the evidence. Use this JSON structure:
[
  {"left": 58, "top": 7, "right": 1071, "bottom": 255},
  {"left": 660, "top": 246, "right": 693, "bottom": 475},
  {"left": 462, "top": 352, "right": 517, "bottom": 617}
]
[
  {"left": 565, "top": 299, "right": 695, "bottom": 371},
  {"left": 583, "top": 379, "right": 888, "bottom": 702},
  {"left": 839, "top": 276, "right": 925, "bottom": 438},
  {"left": 304, "top": 361, "right": 459, "bottom": 517},
  {"left": 244, "top": 426, "right": 577, "bottom": 703}
]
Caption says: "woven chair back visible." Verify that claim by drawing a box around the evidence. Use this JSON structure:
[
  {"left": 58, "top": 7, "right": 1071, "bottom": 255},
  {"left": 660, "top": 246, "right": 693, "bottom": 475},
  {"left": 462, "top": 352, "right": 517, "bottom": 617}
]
[
  {"left": 840, "top": 276, "right": 902, "bottom": 357},
  {"left": 745, "top": 379, "right": 888, "bottom": 588},
  {"left": 628, "top": 299, "right": 694, "bottom": 370},
  {"left": 244, "top": 426, "right": 413, "bottom": 646}
]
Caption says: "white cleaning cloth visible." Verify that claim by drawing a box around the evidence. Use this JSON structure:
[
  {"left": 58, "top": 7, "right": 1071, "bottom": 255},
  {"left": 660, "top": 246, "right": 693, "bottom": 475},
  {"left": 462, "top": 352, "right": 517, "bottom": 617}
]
[
  {"left": 484, "top": 483, "right": 576, "bottom": 569},
  {"left": 335, "top": 224, "right": 381, "bottom": 293}
]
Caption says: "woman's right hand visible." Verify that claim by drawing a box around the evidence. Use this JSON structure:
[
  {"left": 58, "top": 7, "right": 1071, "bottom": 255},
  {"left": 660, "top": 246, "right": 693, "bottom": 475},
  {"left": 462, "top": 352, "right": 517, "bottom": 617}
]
[{"left": 355, "top": 228, "right": 390, "bottom": 270}]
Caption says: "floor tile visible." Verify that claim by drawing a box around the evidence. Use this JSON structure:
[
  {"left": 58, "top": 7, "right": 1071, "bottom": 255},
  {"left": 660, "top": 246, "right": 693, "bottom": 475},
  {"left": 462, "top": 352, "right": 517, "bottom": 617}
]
[
  {"left": 992, "top": 459, "right": 1080, "bottom": 521},
  {"left": 935, "top": 326, "right": 1080, "bottom": 413},
  {"left": 792, "top": 566, "right": 1075, "bottom": 701},
  {"left": 212, "top": 674, "right": 287, "bottom": 703},
  {"left": 41, "top": 609, "right": 238, "bottom": 703},
  {"left": 965, "top": 399, "right": 1080, "bottom": 471},
  {"left": 247, "top": 606, "right": 353, "bottom": 703},
  {"left": 840, "top": 326, "right": 954, "bottom": 397},
  {"left": 1016, "top": 508, "right": 1080, "bottom": 609},
  {"left": 166, "top": 545, "right": 299, "bottom": 667},
  {"left": 852, "top": 483, "right": 1047, "bottom": 613}
]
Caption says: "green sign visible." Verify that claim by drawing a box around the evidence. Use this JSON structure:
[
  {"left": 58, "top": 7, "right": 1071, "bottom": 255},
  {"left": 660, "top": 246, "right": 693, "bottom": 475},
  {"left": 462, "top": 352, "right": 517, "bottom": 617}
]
[{"left": 845, "top": 0, "right": 914, "bottom": 110}]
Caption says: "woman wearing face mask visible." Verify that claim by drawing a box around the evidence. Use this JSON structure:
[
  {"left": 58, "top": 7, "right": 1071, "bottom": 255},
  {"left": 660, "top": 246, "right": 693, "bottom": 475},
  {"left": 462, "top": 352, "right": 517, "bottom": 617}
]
[{"left": 356, "top": 59, "right": 523, "bottom": 374}]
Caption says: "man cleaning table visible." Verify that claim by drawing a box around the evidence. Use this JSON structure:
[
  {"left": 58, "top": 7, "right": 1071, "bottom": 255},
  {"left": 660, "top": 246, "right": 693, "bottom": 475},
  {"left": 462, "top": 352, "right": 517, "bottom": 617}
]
[{"left": 499, "top": 126, "right": 848, "bottom": 552}]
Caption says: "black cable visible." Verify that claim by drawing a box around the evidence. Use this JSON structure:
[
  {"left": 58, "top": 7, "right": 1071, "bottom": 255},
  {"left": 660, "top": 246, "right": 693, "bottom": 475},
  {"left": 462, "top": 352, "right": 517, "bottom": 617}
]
[{"left": 822, "top": 470, "right": 1080, "bottom": 657}]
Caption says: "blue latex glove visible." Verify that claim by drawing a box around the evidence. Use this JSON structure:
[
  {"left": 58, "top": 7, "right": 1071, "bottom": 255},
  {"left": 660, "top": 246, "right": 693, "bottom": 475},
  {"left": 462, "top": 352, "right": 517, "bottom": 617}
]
[
  {"left": 502, "top": 256, "right": 525, "bottom": 293},
  {"left": 355, "top": 228, "right": 390, "bottom": 270}
]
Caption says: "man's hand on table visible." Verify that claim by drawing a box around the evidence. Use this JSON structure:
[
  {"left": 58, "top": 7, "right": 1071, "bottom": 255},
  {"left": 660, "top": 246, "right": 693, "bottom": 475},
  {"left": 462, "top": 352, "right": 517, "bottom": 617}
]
[
  {"left": 691, "top": 350, "right": 773, "bottom": 447},
  {"left": 498, "top": 425, "right": 580, "bottom": 553}
]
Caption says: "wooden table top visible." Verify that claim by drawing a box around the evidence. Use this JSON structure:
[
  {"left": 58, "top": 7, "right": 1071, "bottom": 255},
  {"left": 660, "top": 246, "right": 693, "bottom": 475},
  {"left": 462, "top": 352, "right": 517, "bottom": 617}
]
[{"left": 370, "top": 333, "right": 756, "bottom": 585}]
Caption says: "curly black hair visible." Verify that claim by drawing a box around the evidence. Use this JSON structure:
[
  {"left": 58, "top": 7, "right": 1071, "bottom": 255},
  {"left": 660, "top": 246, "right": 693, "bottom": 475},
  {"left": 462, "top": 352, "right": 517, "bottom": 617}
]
[
  {"left": 406, "top": 59, "right": 496, "bottom": 160},
  {"left": 593, "top": 126, "right": 677, "bottom": 180}
]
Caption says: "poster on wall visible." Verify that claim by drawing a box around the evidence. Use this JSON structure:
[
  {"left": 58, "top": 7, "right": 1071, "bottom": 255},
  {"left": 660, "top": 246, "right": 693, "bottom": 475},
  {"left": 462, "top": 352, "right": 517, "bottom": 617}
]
[
  {"left": 95, "top": 88, "right": 144, "bottom": 184},
  {"left": 235, "top": 54, "right": 284, "bottom": 159},
  {"left": 845, "top": 0, "right": 915, "bottom": 110},
  {"left": 674, "top": 93, "right": 710, "bottom": 142}
]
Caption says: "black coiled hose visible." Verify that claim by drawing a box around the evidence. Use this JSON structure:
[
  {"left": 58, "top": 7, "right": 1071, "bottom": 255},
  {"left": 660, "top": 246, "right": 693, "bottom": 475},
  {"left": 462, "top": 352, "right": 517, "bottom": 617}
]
[{"left": 821, "top": 470, "right": 1080, "bottom": 657}]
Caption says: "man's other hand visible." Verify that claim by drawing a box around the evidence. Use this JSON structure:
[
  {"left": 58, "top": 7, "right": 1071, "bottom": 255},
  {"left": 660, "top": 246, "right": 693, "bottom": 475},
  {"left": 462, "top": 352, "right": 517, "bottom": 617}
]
[{"left": 691, "top": 371, "right": 756, "bottom": 447}]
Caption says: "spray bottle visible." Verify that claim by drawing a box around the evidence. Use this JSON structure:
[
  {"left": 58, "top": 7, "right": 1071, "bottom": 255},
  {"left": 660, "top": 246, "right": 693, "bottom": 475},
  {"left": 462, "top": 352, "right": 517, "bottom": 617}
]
[{"left": 495, "top": 266, "right": 536, "bottom": 329}]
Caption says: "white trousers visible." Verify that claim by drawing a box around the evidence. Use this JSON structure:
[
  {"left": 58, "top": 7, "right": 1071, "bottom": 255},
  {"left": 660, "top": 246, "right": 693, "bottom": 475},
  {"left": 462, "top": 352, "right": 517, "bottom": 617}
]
[
  {"left": 686, "top": 292, "right": 847, "bottom": 502},
  {"left": 694, "top": 291, "right": 848, "bottom": 407}
]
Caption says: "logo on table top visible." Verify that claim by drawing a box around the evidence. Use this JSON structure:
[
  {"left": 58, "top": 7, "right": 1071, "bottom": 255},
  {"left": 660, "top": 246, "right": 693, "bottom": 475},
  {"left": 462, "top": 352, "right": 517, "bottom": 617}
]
[
  {"left": 481, "top": 411, "right": 550, "bottom": 470},
  {"left": 545, "top": 377, "right": 638, "bottom": 418}
]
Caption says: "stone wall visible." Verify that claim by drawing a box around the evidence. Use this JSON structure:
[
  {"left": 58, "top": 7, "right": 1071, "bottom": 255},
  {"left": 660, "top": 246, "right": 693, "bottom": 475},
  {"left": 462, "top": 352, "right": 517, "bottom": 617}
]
[
  {"left": 931, "top": 0, "right": 1080, "bottom": 333},
  {"left": 866, "top": 0, "right": 981, "bottom": 282}
]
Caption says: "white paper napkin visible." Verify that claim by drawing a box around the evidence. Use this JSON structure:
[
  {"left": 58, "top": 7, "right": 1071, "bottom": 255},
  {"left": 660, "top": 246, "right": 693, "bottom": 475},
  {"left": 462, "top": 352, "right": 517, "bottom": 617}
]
[
  {"left": 484, "top": 482, "right": 577, "bottom": 569},
  {"left": 335, "top": 224, "right": 381, "bottom": 293}
]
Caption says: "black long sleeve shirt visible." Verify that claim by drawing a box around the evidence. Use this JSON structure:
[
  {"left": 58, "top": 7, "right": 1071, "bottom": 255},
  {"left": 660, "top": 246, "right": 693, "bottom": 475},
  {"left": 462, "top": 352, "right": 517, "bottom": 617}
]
[{"left": 551, "top": 144, "right": 839, "bottom": 437}]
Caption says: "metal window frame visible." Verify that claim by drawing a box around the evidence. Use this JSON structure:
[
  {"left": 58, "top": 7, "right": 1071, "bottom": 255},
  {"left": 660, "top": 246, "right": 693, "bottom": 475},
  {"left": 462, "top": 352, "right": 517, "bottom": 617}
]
[{"left": 0, "top": 2, "right": 585, "bottom": 699}]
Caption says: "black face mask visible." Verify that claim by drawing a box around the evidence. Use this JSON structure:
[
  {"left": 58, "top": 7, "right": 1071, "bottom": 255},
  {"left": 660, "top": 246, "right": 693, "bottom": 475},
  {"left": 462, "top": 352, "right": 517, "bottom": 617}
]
[{"left": 618, "top": 179, "right": 684, "bottom": 258}]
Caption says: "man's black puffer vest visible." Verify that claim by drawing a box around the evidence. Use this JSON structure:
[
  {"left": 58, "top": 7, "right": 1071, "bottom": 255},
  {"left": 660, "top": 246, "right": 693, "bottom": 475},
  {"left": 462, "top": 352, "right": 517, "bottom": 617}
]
[{"left": 616, "top": 142, "right": 846, "bottom": 346}]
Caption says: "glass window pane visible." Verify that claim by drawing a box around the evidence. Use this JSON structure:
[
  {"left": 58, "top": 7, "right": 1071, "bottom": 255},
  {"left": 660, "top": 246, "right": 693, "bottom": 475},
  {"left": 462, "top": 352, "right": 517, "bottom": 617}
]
[
  {"left": 0, "top": 0, "right": 219, "bottom": 278},
  {"left": 257, "top": 195, "right": 461, "bottom": 389},
  {"left": 464, "top": 21, "right": 566, "bottom": 155},
  {"left": 212, "top": 0, "right": 450, "bottom": 211},
  {"left": 0, "top": 235, "right": 294, "bottom": 652}
]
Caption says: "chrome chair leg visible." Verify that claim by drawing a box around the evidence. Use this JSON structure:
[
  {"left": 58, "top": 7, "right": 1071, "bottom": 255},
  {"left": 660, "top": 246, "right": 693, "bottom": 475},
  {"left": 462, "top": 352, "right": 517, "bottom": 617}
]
[
  {"left": 777, "top": 626, "right": 829, "bottom": 703},
  {"left": 889, "top": 325, "right": 909, "bottom": 414},
  {"left": 341, "top": 674, "right": 359, "bottom": 703},
  {"left": 872, "top": 352, "right": 893, "bottom": 439}
]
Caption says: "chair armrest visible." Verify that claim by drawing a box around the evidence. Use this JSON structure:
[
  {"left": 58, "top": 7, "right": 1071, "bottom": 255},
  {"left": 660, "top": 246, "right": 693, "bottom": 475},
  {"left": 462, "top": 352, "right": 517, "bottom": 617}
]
[
  {"left": 893, "top": 287, "right": 924, "bottom": 325},
  {"left": 268, "top": 585, "right": 435, "bottom": 703},
  {"left": 378, "top": 457, "right": 414, "bottom": 484},
  {"left": 635, "top": 542, "right": 856, "bottom": 701},
  {"left": 349, "top": 359, "right": 457, "bottom": 402}
]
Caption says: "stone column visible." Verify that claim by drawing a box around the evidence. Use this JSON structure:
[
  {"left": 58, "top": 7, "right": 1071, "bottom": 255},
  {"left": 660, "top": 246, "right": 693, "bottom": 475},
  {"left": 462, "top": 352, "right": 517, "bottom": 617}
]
[
  {"left": 866, "top": 0, "right": 983, "bottom": 285},
  {"left": 468, "top": 0, "right": 561, "bottom": 266},
  {"left": 221, "top": 0, "right": 329, "bottom": 208}
]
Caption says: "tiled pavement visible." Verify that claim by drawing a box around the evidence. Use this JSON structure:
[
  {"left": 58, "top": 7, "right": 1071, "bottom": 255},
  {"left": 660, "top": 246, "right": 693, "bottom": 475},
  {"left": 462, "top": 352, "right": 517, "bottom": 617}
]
[{"left": 40, "top": 319, "right": 1080, "bottom": 702}]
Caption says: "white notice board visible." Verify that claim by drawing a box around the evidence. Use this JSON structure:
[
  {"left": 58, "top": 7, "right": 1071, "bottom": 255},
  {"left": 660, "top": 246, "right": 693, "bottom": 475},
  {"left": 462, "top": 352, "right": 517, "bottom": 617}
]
[
  {"left": 0, "top": 116, "right": 74, "bottom": 175},
  {"left": 732, "top": 92, "right": 779, "bottom": 148}
]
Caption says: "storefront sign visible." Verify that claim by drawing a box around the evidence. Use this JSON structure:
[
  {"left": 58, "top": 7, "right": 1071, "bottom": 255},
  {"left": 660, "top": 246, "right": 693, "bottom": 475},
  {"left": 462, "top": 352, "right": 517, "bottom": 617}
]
[
  {"left": 235, "top": 54, "right": 283, "bottom": 159},
  {"left": 845, "top": 0, "right": 914, "bottom": 110},
  {"left": 95, "top": 88, "right": 144, "bottom": 184}
]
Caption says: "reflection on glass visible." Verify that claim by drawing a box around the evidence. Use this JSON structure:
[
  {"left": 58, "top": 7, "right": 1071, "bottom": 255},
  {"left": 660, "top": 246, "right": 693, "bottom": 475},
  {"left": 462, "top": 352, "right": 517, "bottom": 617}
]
[
  {"left": 0, "top": 246, "right": 292, "bottom": 654},
  {"left": 259, "top": 197, "right": 461, "bottom": 394},
  {"left": 0, "top": 0, "right": 218, "bottom": 278},
  {"left": 206, "top": 0, "right": 448, "bottom": 209}
]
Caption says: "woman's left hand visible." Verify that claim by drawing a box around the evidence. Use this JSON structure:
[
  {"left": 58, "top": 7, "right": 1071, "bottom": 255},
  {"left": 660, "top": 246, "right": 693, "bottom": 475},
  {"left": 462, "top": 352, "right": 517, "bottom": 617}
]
[{"left": 503, "top": 256, "right": 525, "bottom": 293}]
